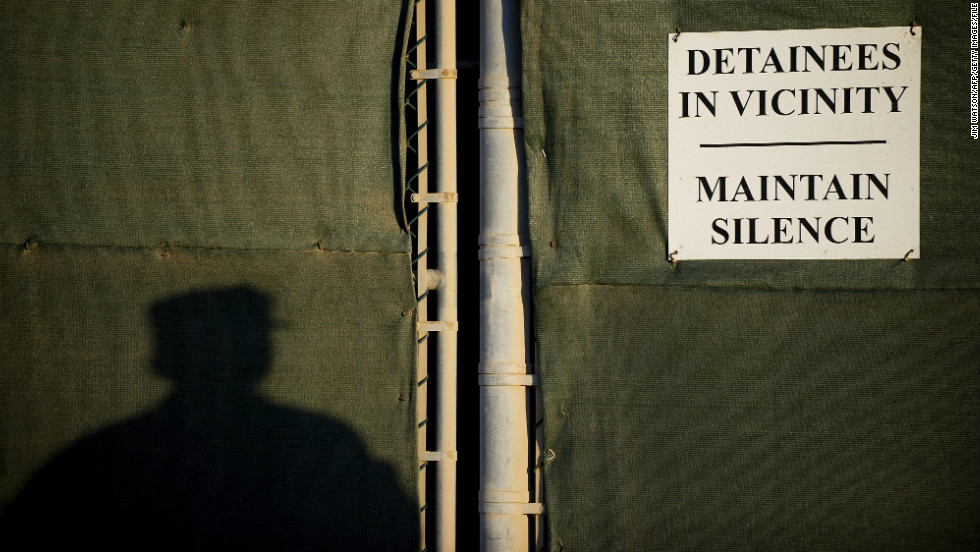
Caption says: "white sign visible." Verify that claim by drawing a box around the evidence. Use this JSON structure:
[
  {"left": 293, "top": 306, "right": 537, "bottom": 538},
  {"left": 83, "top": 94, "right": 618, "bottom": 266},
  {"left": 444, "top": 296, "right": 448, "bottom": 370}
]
[{"left": 668, "top": 27, "right": 920, "bottom": 260}]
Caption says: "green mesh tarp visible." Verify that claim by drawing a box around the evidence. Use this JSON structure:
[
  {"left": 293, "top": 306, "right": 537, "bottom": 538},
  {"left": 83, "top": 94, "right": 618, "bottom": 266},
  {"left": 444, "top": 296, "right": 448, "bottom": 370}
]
[
  {"left": 1, "top": 2, "right": 418, "bottom": 549},
  {"left": 523, "top": 1, "right": 980, "bottom": 550}
]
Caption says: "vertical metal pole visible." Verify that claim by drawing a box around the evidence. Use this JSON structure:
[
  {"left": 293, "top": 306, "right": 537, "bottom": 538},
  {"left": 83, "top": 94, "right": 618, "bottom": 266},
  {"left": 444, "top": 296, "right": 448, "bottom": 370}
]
[
  {"left": 479, "top": 0, "right": 539, "bottom": 550},
  {"left": 433, "top": 0, "right": 458, "bottom": 550},
  {"left": 413, "top": 3, "right": 430, "bottom": 551}
]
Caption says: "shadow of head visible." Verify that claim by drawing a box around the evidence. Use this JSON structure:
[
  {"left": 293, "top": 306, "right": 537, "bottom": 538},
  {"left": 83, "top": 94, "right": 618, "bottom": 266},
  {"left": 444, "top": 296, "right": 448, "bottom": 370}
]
[{"left": 151, "top": 287, "right": 274, "bottom": 393}]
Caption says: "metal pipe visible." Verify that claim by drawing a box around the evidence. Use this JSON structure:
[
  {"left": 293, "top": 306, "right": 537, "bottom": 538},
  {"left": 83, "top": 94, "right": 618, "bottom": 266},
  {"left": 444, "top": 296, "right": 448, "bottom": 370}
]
[
  {"left": 479, "top": 0, "right": 536, "bottom": 550},
  {"left": 432, "top": 0, "right": 458, "bottom": 549}
]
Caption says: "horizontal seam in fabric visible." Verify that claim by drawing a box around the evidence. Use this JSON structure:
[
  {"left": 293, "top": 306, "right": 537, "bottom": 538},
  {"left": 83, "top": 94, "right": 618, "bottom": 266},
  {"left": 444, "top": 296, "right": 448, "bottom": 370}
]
[
  {"left": 3, "top": 241, "right": 410, "bottom": 256},
  {"left": 534, "top": 282, "right": 980, "bottom": 293}
]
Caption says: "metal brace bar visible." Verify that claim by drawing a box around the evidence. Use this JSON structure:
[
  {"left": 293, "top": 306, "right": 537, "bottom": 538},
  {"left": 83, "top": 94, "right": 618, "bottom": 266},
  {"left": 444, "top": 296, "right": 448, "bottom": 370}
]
[
  {"left": 421, "top": 450, "right": 458, "bottom": 463},
  {"left": 418, "top": 320, "right": 459, "bottom": 332},
  {"left": 411, "top": 192, "right": 459, "bottom": 204},
  {"left": 410, "top": 68, "right": 458, "bottom": 80},
  {"left": 478, "top": 502, "right": 545, "bottom": 515}
]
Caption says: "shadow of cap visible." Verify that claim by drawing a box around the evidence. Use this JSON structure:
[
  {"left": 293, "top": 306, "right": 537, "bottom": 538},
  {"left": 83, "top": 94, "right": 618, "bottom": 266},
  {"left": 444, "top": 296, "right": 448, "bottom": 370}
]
[{"left": 150, "top": 287, "right": 281, "bottom": 388}]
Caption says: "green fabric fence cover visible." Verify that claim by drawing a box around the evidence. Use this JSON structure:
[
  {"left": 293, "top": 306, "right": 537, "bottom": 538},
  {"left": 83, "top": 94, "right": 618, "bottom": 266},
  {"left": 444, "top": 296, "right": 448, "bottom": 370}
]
[
  {"left": 523, "top": 1, "right": 979, "bottom": 550},
  {"left": 1, "top": 2, "right": 418, "bottom": 549}
]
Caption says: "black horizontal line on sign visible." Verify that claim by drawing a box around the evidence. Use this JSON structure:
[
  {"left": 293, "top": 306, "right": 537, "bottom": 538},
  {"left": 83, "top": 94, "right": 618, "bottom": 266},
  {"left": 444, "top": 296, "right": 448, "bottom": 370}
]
[{"left": 700, "top": 140, "right": 887, "bottom": 148}]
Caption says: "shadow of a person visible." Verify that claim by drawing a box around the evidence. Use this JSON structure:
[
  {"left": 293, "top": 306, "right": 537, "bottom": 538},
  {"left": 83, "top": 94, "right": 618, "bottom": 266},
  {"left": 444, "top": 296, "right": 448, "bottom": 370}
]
[{"left": 0, "top": 287, "right": 417, "bottom": 551}]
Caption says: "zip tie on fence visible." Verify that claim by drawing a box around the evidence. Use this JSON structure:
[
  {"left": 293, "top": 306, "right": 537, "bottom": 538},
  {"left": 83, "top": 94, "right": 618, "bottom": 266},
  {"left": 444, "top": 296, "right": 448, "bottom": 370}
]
[
  {"left": 418, "top": 375, "right": 429, "bottom": 387},
  {"left": 417, "top": 290, "right": 430, "bottom": 303},
  {"left": 412, "top": 247, "right": 429, "bottom": 266},
  {"left": 909, "top": 20, "right": 917, "bottom": 35},
  {"left": 418, "top": 417, "right": 428, "bottom": 428},
  {"left": 904, "top": 249, "right": 914, "bottom": 261},
  {"left": 673, "top": 27, "right": 681, "bottom": 42}
]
